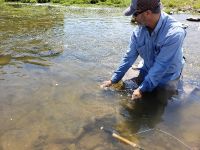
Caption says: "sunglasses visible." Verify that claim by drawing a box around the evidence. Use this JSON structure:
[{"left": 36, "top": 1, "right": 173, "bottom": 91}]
[{"left": 133, "top": 9, "right": 148, "bottom": 17}]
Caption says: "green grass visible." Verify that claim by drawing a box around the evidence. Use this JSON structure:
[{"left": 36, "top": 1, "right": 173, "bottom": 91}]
[
  {"left": 1, "top": 0, "right": 200, "bottom": 10},
  {"left": 0, "top": 0, "right": 4, "bottom": 4},
  {"left": 162, "top": 0, "right": 200, "bottom": 9},
  {"left": 51, "top": 0, "right": 129, "bottom": 7},
  {"left": 58, "top": 0, "right": 200, "bottom": 10}
]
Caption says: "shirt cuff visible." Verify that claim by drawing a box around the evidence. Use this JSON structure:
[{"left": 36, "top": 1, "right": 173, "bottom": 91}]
[
  {"left": 138, "top": 83, "right": 147, "bottom": 92},
  {"left": 111, "top": 74, "right": 120, "bottom": 84}
]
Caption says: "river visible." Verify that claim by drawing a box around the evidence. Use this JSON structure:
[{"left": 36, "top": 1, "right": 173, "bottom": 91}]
[{"left": 0, "top": 4, "right": 200, "bottom": 150}]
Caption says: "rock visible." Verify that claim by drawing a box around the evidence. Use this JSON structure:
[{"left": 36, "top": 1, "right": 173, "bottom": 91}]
[{"left": 186, "top": 17, "right": 200, "bottom": 22}]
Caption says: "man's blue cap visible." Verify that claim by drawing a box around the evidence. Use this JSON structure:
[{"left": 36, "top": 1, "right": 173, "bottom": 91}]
[
  {"left": 124, "top": 0, "right": 161, "bottom": 16},
  {"left": 124, "top": 0, "right": 138, "bottom": 16}
]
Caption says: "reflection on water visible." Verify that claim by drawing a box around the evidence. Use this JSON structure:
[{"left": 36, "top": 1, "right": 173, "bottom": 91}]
[
  {"left": 0, "top": 5, "right": 64, "bottom": 68},
  {"left": 0, "top": 4, "right": 200, "bottom": 150},
  {"left": 0, "top": 54, "right": 11, "bottom": 65}
]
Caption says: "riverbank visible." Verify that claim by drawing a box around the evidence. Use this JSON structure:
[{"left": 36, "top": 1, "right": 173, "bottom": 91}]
[{"left": 0, "top": 0, "right": 200, "bottom": 14}]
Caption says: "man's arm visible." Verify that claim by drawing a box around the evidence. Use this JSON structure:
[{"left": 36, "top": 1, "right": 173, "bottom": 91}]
[{"left": 111, "top": 33, "right": 139, "bottom": 84}]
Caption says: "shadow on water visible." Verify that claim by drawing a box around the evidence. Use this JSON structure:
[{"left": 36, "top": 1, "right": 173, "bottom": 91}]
[{"left": 118, "top": 93, "right": 168, "bottom": 133}]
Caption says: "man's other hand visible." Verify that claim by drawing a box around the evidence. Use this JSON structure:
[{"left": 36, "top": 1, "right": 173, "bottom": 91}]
[
  {"left": 131, "top": 88, "right": 142, "bottom": 100},
  {"left": 100, "top": 80, "right": 112, "bottom": 89}
]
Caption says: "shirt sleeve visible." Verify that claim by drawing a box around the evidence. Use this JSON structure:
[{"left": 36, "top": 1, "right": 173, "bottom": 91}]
[
  {"left": 139, "top": 27, "right": 186, "bottom": 92},
  {"left": 111, "top": 32, "right": 139, "bottom": 83}
]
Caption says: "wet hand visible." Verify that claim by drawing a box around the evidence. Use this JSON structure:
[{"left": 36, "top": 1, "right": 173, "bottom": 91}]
[
  {"left": 100, "top": 80, "right": 112, "bottom": 89},
  {"left": 131, "top": 88, "right": 142, "bottom": 100}
]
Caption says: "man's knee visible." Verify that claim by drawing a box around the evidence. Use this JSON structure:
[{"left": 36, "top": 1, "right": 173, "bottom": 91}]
[{"left": 154, "top": 78, "right": 182, "bottom": 103}]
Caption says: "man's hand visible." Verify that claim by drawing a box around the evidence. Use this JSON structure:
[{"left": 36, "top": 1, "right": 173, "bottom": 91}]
[
  {"left": 131, "top": 88, "right": 142, "bottom": 100},
  {"left": 100, "top": 80, "right": 112, "bottom": 89}
]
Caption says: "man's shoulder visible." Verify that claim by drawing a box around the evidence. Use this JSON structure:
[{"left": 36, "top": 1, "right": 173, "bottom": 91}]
[
  {"left": 166, "top": 22, "right": 186, "bottom": 38},
  {"left": 160, "top": 12, "right": 186, "bottom": 38},
  {"left": 162, "top": 12, "right": 186, "bottom": 32}
]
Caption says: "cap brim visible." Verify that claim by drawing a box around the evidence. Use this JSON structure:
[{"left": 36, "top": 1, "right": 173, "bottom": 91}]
[{"left": 124, "top": 6, "right": 136, "bottom": 16}]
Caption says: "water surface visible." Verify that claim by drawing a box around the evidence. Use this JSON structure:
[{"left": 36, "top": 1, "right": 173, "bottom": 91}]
[{"left": 0, "top": 4, "right": 200, "bottom": 150}]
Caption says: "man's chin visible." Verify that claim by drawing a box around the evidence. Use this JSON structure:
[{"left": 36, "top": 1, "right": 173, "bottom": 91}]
[
  {"left": 135, "top": 21, "right": 145, "bottom": 26},
  {"left": 130, "top": 19, "right": 145, "bottom": 26}
]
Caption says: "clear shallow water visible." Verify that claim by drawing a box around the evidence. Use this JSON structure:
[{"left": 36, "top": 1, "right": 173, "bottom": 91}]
[{"left": 0, "top": 4, "right": 200, "bottom": 150}]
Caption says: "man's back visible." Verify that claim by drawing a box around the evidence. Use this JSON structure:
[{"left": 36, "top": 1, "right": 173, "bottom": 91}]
[{"left": 133, "top": 11, "right": 186, "bottom": 87}]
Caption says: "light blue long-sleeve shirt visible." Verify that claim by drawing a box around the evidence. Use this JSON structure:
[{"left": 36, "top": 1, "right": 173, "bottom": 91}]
[{"left": 111, "top": 12, "right": 186, "bottom": 92}]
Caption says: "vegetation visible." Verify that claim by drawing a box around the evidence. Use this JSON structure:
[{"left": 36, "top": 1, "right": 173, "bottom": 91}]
[
  {"left": 162, "top": 0, "right": 200, "bottom": 11},
  {"left": 56, "top": 0, "right": 129, "bottom": 7},
  {"left": 0, "top": 0, "right": 4, "bottom": 4},
  {"left": 0, "top": 0, "right": 200, "bottom": 11}
]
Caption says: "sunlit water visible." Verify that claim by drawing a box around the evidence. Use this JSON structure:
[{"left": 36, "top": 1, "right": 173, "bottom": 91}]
[{"left": 0, "top": 4, "right": 200, "bottom": 150}]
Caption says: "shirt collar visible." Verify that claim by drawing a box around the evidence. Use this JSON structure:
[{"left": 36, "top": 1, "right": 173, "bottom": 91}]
[{"left": 151, "top": 11, "right": 165, "bottom": 36}]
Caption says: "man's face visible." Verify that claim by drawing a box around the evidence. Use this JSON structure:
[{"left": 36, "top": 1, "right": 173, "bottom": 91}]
[{"left": 133, "top": 10, "right": 148, "bottom": 26}]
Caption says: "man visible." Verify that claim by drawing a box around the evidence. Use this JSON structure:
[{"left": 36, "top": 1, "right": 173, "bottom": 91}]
[{"left": 101, "top": 0, "right": 186, "bottom": 100}]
